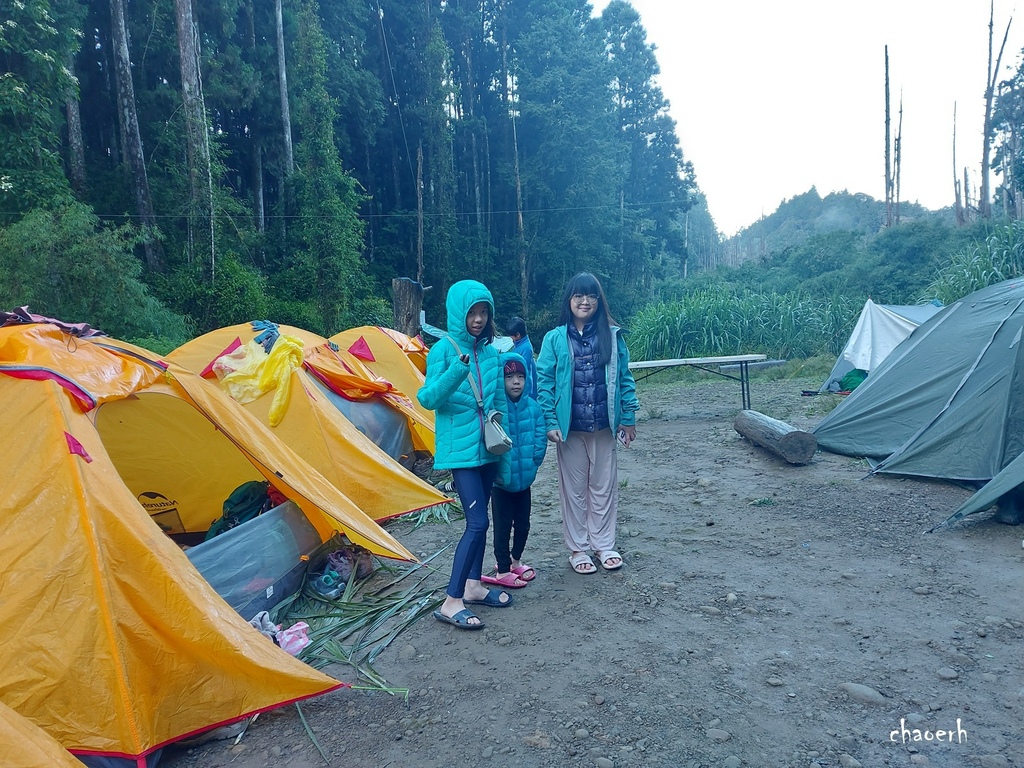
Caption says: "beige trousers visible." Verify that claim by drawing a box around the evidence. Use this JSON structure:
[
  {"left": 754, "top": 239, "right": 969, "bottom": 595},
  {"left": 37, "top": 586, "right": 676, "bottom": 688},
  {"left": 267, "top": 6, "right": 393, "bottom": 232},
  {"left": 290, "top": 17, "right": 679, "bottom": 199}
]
[{"left": 556, "top": 428, "right": 618, "bottom": 553}]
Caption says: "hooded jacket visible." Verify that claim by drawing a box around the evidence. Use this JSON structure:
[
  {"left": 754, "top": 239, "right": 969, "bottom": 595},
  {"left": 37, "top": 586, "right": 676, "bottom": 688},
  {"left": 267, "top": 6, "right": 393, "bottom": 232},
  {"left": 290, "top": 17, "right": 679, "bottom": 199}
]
[
  {"left": 511, "top": 335, "right": 538, "bottom": 399},
  {"left": 536, "top": 323, "right": 639, "bottom": 438},
  {"left": 495, "top": 352, "right": 547, "bottom": 492},
  {"left": 417, "top": 280, "right": 507, "bottom": 470}
]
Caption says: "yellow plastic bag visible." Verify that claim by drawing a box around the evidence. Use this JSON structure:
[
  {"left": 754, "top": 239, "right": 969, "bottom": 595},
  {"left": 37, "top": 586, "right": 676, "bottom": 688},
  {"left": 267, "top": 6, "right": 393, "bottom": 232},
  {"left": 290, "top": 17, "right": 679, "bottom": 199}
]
[{"left": 216, "top": 335, "right": 304, "bottom": 425}]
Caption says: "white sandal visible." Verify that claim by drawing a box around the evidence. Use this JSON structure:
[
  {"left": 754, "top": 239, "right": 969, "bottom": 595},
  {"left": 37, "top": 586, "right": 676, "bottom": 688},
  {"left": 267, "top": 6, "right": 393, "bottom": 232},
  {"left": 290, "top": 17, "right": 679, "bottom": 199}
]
[
  {"left": 597, "top": 550, "right": 623, "bottom": 571},
  {"left": 569, "top": 551, "right": 597, "bottom": 575}
]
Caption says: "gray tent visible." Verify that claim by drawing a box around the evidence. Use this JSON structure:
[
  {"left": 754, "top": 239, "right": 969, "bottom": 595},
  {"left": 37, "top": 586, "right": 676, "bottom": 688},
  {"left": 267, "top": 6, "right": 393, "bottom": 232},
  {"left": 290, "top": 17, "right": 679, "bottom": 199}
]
[{"left": 813, "top": 278, "right": 1024, "bottom": 521}]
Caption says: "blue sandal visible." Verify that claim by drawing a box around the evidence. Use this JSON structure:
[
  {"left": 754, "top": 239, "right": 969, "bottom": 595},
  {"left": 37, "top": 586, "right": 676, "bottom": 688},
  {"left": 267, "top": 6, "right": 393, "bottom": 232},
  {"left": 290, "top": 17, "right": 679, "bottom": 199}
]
[
  {"left": 433, "top": 608, "right": 485, "bottom": 630},
  {"left": 464, "top": 588, "right": 514, "bottom": 608}
]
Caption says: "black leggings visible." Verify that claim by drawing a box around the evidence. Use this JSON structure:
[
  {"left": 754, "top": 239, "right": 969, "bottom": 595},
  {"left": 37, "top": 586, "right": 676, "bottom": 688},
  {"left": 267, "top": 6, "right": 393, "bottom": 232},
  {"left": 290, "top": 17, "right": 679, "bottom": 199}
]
[{"left": 491, "top": 487, "right": 531, "bottom": 573}]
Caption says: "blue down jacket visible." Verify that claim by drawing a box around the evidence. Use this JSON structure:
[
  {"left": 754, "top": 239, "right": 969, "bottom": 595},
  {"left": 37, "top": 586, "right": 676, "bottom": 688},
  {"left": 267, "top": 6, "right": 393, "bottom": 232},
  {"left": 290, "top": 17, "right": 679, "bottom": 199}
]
[
  {"left": 495, "top": 352, "right": 547, "bottom": 492},
  {"left": 417, "top": 280, "right": 506, "bottom": 470}
]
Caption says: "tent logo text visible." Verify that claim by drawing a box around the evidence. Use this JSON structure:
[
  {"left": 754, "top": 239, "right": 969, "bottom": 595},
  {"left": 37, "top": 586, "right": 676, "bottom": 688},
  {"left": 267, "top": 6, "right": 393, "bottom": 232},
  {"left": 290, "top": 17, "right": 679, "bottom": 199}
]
[
  {"left": 137, "top": 492, "right": 184, "bottom": 533},
  {"left": 137, "top": 491, "right": 179, "bottom": 512}
]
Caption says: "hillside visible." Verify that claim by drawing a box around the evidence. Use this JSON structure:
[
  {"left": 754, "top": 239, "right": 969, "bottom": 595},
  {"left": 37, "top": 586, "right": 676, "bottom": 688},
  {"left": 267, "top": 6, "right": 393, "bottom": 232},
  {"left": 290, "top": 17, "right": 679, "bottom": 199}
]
[{"left": 720, "top": 188, "right": 955, "bottom": 267}]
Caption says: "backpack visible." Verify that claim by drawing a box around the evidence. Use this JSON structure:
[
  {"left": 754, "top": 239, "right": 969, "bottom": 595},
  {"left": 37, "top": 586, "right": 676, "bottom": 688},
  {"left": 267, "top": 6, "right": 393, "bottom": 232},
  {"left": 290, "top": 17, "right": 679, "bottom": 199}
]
[{"left": 204, "top": 480, "right": 272, "bottom": 541}]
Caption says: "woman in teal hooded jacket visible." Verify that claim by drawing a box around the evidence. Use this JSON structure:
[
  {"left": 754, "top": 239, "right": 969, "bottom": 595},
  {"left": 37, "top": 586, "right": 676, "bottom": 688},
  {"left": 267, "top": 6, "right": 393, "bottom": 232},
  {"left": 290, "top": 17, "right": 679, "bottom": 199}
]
[{"left": 418, "top": 280, "right": 512, "bottom": 630}]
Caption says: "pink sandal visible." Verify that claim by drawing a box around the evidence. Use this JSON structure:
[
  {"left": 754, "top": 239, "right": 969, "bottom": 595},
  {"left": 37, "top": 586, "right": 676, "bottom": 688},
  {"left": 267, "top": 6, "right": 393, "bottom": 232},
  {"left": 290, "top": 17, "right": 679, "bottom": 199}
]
[
  {"left": 481, "top": 571, "right": 528, "bottom": 588},
  {"left": 510, "top": 564, "right": 536, "bottom": 581}
]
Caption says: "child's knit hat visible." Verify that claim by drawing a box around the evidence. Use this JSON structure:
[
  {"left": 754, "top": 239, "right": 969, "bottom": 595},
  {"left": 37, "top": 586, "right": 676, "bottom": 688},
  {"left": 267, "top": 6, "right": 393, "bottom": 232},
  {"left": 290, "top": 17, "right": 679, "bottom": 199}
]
[{"left": 504, "top": 358, "right": 526, "bottom": 376}]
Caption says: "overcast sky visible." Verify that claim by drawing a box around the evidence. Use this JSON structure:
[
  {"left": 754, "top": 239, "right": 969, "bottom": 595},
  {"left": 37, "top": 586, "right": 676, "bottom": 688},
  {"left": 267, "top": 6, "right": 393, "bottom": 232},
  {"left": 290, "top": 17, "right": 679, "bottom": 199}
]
[{"left": 591, "top": 0, "right": 1024, "bottom": 235}]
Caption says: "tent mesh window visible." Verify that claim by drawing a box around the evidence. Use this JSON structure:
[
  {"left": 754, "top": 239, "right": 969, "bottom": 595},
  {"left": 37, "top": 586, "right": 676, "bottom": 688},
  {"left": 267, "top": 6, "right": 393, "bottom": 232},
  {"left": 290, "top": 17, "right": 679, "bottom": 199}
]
[{"left": 186, "top": 501, "right": 321, "bottom": 618}]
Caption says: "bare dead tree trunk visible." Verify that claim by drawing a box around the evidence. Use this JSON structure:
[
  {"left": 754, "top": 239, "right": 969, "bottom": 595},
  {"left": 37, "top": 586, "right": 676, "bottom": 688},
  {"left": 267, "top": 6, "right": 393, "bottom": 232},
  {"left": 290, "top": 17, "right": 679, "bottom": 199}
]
[
  {"left": 884, "top": 46, "right": 893, "bottom": 227},
  {"left": 244, "top": 0, "right": 265, "bottom": 246},
  {"left": 109, "top": 0, "right": 163, "bottom": 272},
  {"left": 365, "top": 141, "right": 376, "bottom": 263},
  {"left": 980, "top": 2, "right": 1012, "bottom": 219},
  {"left": 1008, "top": 104, "right": 1023, "bottom": 219},
  {"left": 683, "top": 210, "right": 689, "bottom": 279},
  {"left": 964, "top": 167, "right": 973, "bottom": 221},
  {"left": 463, "top": 27, "right": 483, "bottom": 229},
  {"left": 734, "top": 410, "right": 817, "bottom": 465},
  {"left": 175, "top": 0, "right": 216, "bottom": 278},
  {"left": 953, "top": 104, "right": 966, "bottom": 226},
  {"left": 895, "top": 93, "right": 903, "bottom": 224},
  {"left": 276, "top": 0, "right": 294, "bottom": 178}
]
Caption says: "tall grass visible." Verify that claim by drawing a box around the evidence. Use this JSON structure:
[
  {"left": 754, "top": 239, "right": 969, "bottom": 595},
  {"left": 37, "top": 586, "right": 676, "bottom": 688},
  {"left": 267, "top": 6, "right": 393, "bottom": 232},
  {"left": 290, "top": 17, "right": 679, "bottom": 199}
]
[
  {"left": 923, "top": 221, "right": 1024, "bottom": 304},
  {"left": 627, "top": 288, "right": 861, "bottom": 361}
]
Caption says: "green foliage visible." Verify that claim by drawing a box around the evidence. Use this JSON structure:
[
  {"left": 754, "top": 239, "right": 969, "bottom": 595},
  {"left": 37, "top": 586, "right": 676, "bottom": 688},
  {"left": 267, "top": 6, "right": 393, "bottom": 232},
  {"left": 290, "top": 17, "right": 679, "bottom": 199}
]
[
  {"left": 0, "top": 201, "right": 189, "bottom": 343},
  {"left": 0, "top": 0, "right": 84, "bottom": 216},
  {"left": 691, "top": 215, "right": 978, "bottom": 306},
  {"left": 344, "top": 295, "right": 394, "bottom": 329},
  {"left": 16, "top": 0, "right": 973, "bottom": 347},
  {"left": 627, "top": 288, "right": 860, "bottom": 362},
  {"left": 511, "top": 1, "right": 622, "bottom": 312},
  {"left": 923, "top": 221, "right": 1024, "bottom": 304},
  {"left": 721, "top": 188, "right": 944, "bottom": 272},
  {"left": 156, "top": 255, "right": 270, "bottom": 335},
  {"left": 287, "top": 0, "right": 369, "bottom": 335},
  {"left": 993, "top": 52, "right": 1024, "bottom": 213},
  {"left": 598, "top": 0, "right": 694, "bottom": 293}
]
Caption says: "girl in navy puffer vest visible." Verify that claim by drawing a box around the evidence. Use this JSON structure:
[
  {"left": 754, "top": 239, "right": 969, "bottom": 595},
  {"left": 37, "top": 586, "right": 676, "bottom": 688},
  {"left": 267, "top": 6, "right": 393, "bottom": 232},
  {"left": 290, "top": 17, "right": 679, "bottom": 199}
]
[
  {"left": 536, "top": 273, "right": 639, "bottom": 575},
  {"left": 418, "top": 280, "right": 513, "bottom": 631}
]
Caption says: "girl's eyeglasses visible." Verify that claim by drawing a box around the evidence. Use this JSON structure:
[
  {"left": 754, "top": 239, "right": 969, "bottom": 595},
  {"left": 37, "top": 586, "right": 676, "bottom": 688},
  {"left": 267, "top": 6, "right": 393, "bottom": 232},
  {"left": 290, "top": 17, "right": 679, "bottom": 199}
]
[{"left": 571, "top": 293, "right": 599, "bottom": 303}]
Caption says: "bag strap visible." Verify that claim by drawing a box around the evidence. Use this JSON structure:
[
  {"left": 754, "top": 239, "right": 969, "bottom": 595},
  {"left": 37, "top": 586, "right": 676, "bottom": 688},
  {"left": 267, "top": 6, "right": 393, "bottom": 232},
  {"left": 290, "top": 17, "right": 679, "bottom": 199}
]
[{"left": 446, "top": 336, "right": 485, "bottom": 409}]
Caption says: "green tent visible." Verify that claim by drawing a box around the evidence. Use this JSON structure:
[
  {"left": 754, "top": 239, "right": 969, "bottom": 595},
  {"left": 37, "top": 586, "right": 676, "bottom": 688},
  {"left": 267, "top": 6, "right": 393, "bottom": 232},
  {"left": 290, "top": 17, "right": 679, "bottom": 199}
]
[{"left": 813, "top": 278, "right": 1024, "bottom": 522}]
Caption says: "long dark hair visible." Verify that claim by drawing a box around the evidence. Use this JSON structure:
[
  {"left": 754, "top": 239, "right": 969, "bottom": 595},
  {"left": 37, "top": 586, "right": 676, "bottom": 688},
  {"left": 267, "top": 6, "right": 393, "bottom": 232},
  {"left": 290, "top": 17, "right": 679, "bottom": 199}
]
[
  {"left": 557, "top": 272, "right": 616, "bottom": 366},
  {"left": 475, "top": 312, "right": 496, "bottom": 346}
]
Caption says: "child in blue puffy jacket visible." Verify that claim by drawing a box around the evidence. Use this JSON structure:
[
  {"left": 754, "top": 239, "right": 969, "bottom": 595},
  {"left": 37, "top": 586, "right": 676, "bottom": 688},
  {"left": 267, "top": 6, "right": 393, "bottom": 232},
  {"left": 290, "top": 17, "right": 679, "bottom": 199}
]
[{"left": 483, "top": 352, "right": 547, "bottom": 589}]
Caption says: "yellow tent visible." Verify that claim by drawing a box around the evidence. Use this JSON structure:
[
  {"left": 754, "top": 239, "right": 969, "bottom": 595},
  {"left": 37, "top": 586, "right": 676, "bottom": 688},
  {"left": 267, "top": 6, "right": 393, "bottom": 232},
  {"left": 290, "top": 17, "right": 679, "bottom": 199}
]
[
  {"left": 0, "top": 368, "right": 342, "bottom": 764},
  {"left": 0, "top": 700, "right": 83, "bottom": 767},
  {"left": 168, "top": 323, "right": 448, "bottom": 521},
  {"left": 0, "top": 325, "right": 414, "bottom": 560},
  {"left": 330, "top": 326, "right": 434, "bottom": 452},
  {"left": 377, "top": 326, "right": 429, "bottom": 372}
]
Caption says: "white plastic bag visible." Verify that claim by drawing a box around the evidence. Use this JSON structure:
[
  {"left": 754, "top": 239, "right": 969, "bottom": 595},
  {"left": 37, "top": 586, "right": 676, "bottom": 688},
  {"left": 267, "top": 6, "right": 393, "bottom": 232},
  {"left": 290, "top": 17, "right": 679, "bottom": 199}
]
[{"left": 276, "top": 621, "right": 311, "bottom": 656}]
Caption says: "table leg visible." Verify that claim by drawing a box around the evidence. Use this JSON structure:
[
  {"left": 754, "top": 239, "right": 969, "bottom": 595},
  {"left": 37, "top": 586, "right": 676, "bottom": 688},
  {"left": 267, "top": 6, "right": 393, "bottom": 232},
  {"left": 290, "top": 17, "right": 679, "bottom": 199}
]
[{"left": 740, "top": 361, "right": 751, "bottom": 410}]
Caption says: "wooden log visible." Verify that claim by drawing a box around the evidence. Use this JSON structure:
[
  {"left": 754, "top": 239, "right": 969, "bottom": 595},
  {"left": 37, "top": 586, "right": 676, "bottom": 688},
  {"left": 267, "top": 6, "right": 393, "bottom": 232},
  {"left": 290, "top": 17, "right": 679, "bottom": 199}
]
[{"left": 733, "top": 409, "right": 817, "bottom": 465}]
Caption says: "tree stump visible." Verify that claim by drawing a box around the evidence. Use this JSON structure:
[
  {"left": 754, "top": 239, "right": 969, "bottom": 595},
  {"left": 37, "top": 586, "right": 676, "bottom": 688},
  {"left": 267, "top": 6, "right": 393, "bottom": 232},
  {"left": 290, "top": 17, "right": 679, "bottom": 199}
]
[
  {"left": 733, "top": 409, "right": 817, "bottom": 465},
  {"left": 391, "top": 277, "right": 425, "bottom": 337}
]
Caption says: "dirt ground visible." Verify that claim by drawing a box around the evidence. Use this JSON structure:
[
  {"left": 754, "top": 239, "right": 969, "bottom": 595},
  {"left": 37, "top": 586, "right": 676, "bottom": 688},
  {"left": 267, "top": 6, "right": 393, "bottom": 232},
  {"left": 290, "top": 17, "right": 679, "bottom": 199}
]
[{"left": 162, "top": 371, "right": 1024, "bottom": 768}]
